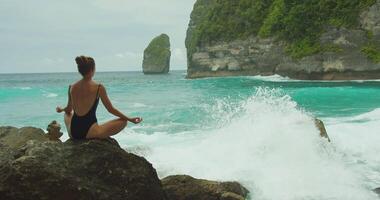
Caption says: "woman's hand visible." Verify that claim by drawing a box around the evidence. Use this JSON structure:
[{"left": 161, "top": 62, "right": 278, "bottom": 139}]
[
  {"left": 56, "top": 106, "right": 64, "bottom": 113},
  {"left": 129, "top": 117, "right": 143, "bottom": 124}
]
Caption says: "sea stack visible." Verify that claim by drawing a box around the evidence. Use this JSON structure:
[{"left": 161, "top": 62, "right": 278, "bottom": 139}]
[{"left": 143, "top": 34, "right": 171, "bottom": 74}]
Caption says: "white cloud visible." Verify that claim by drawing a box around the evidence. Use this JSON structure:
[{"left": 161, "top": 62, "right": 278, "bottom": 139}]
[
  {"left": 115, "top": 51, "right": 141, "bottom": 59},
  {"left": 42, "top": 58, "right": 65, "bottom": 65},
  {"left": 172, "top": 48, "right": 186, "bottom": 61},
  {"left": 0, "top": 0, "right": 196, "bottom": 73}
]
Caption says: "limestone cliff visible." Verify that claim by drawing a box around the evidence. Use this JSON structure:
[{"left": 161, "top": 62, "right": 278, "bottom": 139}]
[
  {"left": 143, "top": 34, "right": 171, "bottom": 74},
  {"left": 186, "top": 0, "right": 380, "bottom": 80}
]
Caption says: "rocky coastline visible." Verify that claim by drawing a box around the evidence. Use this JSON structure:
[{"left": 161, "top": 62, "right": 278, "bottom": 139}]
[
  {"left": 186, "top": 0, "right": 380, "bottom": 80},
  {"left": 1, "top": 119, "right": 378, "bottom": 199},
  {"left": 0, "top": 125, "right": 248, "bottom": 200}
]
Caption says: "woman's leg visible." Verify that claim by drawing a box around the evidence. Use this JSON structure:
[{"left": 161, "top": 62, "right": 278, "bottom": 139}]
[
  {"left": 86, "top": 118, "right": 127, "bottom": 139},
  {"left": 64, "top": 111, "right": 73, "bottom": 138}
]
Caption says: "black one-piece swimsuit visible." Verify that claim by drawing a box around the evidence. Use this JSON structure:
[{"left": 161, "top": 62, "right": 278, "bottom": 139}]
[{"left": 70, "top": 84, "right": 100, "bottom": 139}]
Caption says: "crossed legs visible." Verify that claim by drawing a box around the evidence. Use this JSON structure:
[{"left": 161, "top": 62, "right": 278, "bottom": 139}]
[
  {"left": 63, "top": 112, "right": 127, "bottom": 139},
  {"left": 87, "top": 118, "right": 127, "bottom": 139}
]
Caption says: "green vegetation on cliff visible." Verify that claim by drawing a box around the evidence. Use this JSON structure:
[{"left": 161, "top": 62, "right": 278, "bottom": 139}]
[
  {"left": 362, "top": 44, "right": 380, "bottom": 63},
  {"left": 190, "top": 0, "right": 376, "bottom": 58},
  {"left": 143, "top": 34, "right": 171, "bottom": 74}
]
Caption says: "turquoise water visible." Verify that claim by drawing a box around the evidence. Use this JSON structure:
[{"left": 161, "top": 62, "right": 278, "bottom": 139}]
[{"left": 1, "top": 71, "right": 380, "bottom": 199}]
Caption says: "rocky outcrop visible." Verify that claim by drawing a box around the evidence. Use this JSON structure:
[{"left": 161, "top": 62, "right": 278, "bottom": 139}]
[
  {"left": 361, "top": 1, "right": 380, "bottom": 40},
  {"left": 0, "top": 126, "right": 250, "bottom": 200},
  {"left": 0, "top": 138, "right": 166, "bottom": 200},
  {"left": 46, "top": 120, "right": 63, "bottom": 141},
  {"left": 0, "top": 126, "right": 49, "bottom": 148},
  {"left": 143, "top": 34, "right": 171, "bottom": 74},
  {"left": 186, "top": 0, "right": 380, "bottom": 80},
  {"left": 314, "top": 118, "right": 331, "bottom": 142},
  {"left": 374, "top": 187, "right": 380, "bottom": 197},
  {"left": 162, "top": 175, "right": 249, "bottom": 200}
]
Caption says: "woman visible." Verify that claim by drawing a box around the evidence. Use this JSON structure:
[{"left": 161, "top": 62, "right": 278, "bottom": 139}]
[{"left": 56, "top": 55, "right": 142, "bottom": 139}]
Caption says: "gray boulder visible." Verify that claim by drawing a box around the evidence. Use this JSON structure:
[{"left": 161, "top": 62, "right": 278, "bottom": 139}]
[
  {"left": 161, "top": 175, "right": 249, "bottom": 200},
  {"left": 143, "top": 34, "right": 171, "bottom": 74}
]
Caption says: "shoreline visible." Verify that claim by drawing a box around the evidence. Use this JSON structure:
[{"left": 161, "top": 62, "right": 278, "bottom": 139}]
[{"left": 186, "top": 69, "right": 380, "bottom": 81}]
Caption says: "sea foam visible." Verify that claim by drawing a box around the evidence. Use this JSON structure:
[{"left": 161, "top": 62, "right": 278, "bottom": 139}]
[{"left": 121, "top": 87, "right": 377, "bottom": 200}]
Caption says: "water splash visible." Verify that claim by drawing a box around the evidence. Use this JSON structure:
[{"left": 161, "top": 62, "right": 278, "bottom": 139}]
[{"left": 123, "top": 87, "right": 377, "bottom": 200}]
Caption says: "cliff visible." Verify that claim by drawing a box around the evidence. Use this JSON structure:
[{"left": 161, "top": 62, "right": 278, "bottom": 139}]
[
  {"left": 143, "top": 34, "right": 171, "bottom": 74},
  {"left": 186, "top": 0, "right": 380, "bottom": 80}
]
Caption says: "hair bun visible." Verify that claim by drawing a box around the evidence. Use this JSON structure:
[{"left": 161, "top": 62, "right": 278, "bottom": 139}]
[{"left": 75, "top": 56, "right": 86, "bottom": 66}]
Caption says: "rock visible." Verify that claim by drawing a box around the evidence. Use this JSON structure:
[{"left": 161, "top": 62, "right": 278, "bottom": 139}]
[
  {"left": 0, "top": 138, "right": 167, "bottom": 200},
  {"left": 361, "top": 0, "right": 380, "bottom": 39},
  {"left": 46, "top": 120, "right": 63, "bottom": 141},
  {"left": 0, "top": 126, "right": 49, "bottom": 149},
  {"left": 143, "top": 34, "right": 171, "bottom": 74},
  {"left": 186, "top": 0, "right": 380, "bottom": 80},
  {"left": 314, "top": 118, "right": 331, "bottom": 142},
  {"left": 374, "top": 187, "right": 380, "bottom": 197},
  {"left": 161, "top": 175, "right": 249, "bottom": 200},
  {"left": 0, "top": 125, "right": 250, "bottom": 200}
]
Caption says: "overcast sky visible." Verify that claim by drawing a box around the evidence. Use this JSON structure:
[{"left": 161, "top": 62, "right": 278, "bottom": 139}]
[{"left": 0, "top": 0, "right": 196, "bottom": 73}]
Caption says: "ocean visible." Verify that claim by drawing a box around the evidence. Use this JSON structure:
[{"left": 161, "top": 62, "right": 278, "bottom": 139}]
[{"left": 1, "top": 71, "right": 380, "bottom": 199}]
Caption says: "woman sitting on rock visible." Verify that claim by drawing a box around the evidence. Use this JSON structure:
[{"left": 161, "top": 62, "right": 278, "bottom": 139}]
[{"left": 56, "top": 55, "right": 142, "bottom": 139}]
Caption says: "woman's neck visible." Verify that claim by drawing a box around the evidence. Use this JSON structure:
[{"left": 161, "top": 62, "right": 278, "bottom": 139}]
[{"left": 82, "top": 76, "right": 92, "bottom": 81}]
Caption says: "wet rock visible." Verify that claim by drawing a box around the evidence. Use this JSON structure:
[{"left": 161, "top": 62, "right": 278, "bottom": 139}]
[
  {"left": 374, "top": 187, "right": 380, "bottom": 197},
  {"left": 314, "top": 118, "right": 331, "bottom": 142},
  {"left": 161, "top": 175, "right": 249, "bottom": 200}
]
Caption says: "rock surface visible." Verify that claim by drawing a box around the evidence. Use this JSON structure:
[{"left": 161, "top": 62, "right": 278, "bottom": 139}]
[
  {"left": 314, "top": 118, "right": 331, "bottom": 142},
  {"left": 0, "top": 125, "right": 250, "bottom": 200},
  {"left": 186, "top": 0, "right": 380, "bottom": 80},
  {"left": 46, "top": 120, "right": 63, "bottom": 141},
  {"left": 143, "top": 34, "right": 171, "bottom": 74},
  {"left": 374, "top": 187, "right": 380, "bottom": 197},
  {"left": 0, "top": 126, "right": 49, "bottom": 149},
  {"left": 0, "top": 138, "right": 166, "bottom": 200},
  {"left": 162, "top": 175, "right": 249, "bottom": 200}
]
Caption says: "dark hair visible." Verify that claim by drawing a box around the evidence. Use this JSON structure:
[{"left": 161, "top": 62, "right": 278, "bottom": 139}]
[{"left": 75, "top": 55, "right": 95, "bottom": 76}]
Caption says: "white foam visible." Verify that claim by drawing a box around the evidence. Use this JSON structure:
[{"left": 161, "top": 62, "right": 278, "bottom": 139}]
[
  {"left": 248, "top": 74, "right": 294, "bottom": 82},
  {"left": 15, "top": 86, "right": 32, "bottom": 90},
  {"left": 248, "top": 74, "right": 380, "bottom": 83},
  {"left": 120, "top": 87, "right": 377, "bottom": 200},
  {"left": 45, "top": 93, "right": 58, "bottom": 98},
  {"left": 324, "top": 108, "right": 380, "bottom": 188},
  {"left": 132, "top": 102, "right": 148, "bottom": 108}
]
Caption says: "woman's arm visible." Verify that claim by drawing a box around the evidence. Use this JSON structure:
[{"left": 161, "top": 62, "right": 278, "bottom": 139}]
[
  {"left": 99, "top": 84, "right": 142, "bottom": 124},
  {"left": 56, "top": 86, "right": 73, "bottom": 114}
]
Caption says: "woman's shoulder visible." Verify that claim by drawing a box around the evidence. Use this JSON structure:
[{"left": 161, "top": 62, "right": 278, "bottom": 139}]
[
  {"left": 69, "top": 81, "right": 80, "bottom": 88},
  {"left": 92, "top": 81, "right": 103, "bottom": 87}
]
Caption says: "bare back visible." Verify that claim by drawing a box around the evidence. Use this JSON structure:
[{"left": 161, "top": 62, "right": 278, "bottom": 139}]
[{"left": 70, "top": 80, "right": 100, "bottom": 116}]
